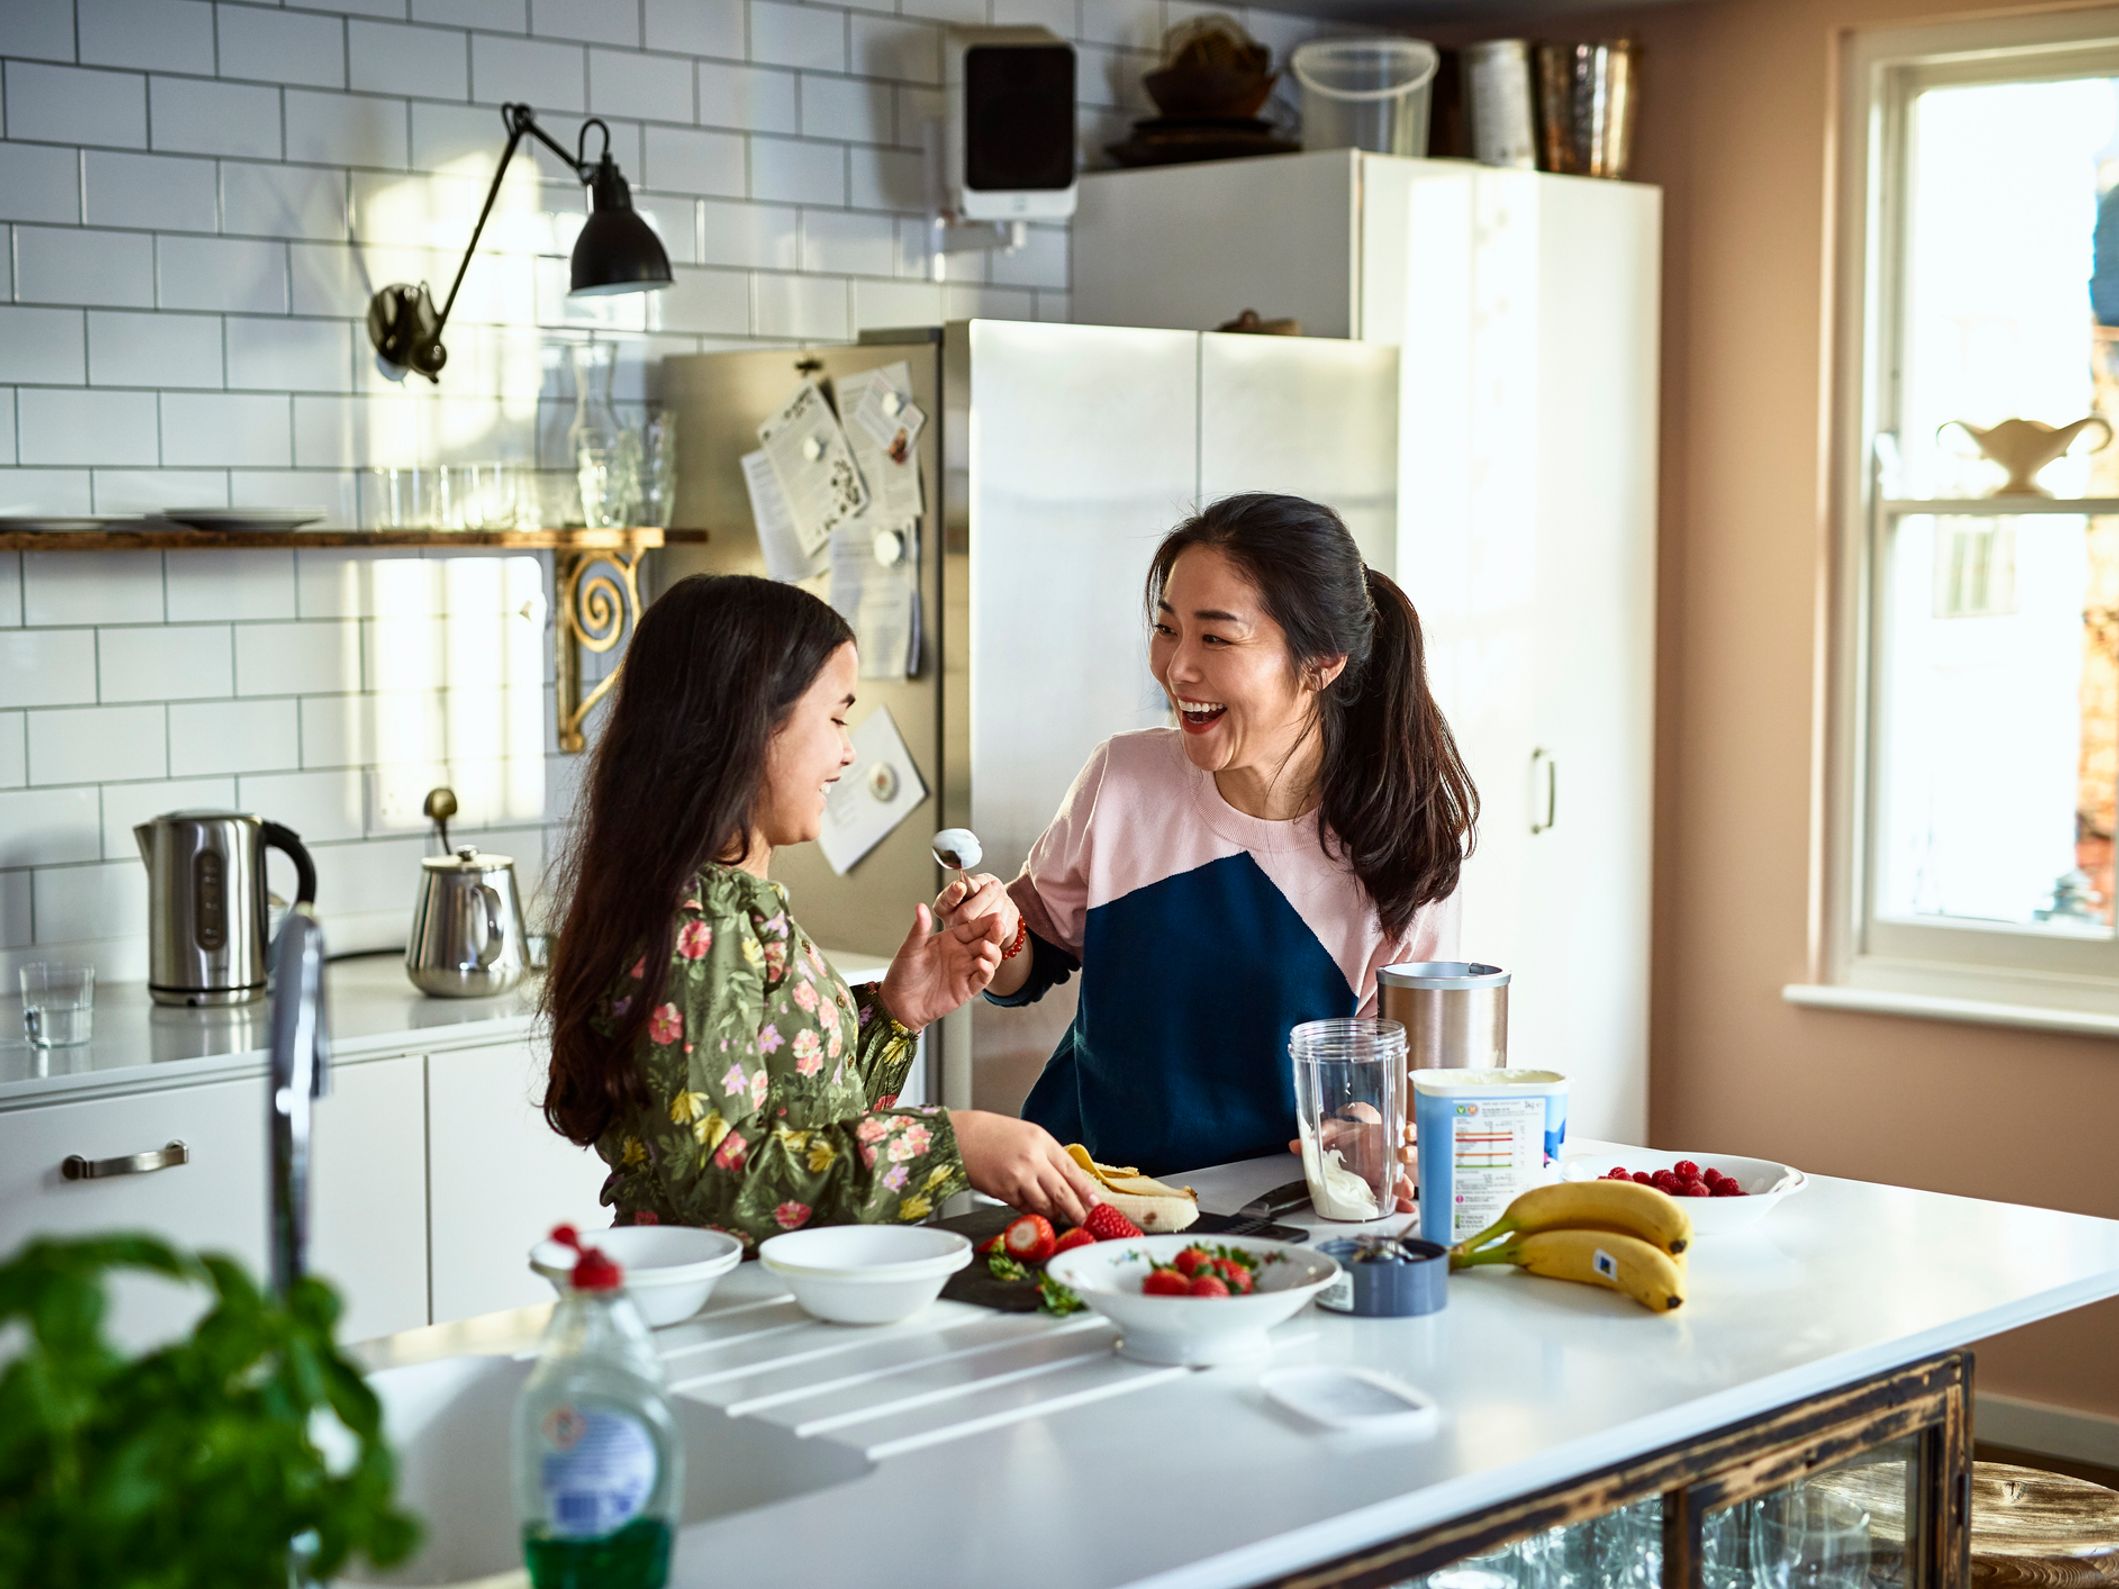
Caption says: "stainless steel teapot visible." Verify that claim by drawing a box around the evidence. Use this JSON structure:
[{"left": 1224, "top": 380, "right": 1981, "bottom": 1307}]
[{"left": 406, "top": 846, "right": 528, "bottom": 998}]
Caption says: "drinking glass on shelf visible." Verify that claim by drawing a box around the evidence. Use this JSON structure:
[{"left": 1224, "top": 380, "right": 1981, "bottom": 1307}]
[
  {"left": 21, "top": 962, "right": 94, "bottom": 1048},
  {"left": 367, "top": 466, "right": 440, "bottom": 529},
  {"left": 632, "top": 407, "right": 677, "bottom": 528},
  {"left": 441, "top": 461, "right": 519, "bottom": 531},
  {"left": 1749, "top": 1488, "right": 1871, "bottom": 1589},
  {"left": 576, "top": 444, "right": 635, "bottom": 529}
]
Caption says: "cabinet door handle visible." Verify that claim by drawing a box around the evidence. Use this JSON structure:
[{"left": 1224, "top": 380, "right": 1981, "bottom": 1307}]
[
  {"left": 1529, "top": 748, "right": 1559, "bottom": 834},
  {"left": 61, "top": 1139, "right": 190, "bottom": 1181}
]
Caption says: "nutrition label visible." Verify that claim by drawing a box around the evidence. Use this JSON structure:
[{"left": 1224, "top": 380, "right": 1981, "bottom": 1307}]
[{"left": 1444, "top": 1096, "right": 1548, "bottom": 1241}]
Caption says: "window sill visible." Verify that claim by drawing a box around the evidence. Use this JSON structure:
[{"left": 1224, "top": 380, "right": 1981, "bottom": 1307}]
[{"left": 1782, "top": 983, "right": 2119, "bottom": 1039}]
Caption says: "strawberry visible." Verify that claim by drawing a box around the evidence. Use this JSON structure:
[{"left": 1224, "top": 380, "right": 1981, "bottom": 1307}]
[
  {"left": 1142, "top": 1267, "right": 1192, "bottom": 1296},
  {"left": 1212, "top": 1258, "right": 1254, "bottom": 1293},
  {"left": 1050, "top": 1227, "right": 1096, "bottom": 1257},
  {"left": 1172, "top": 1246, "right": 1214, "bottom": 1277},
  {"left": 1082, "top": 1203, "right": 1142, "bottom": 1241},
  {"left": 1187, "top": 1274, "right": 1231, "bottom": 1298},
  {"left": 1002, "top": 1213, "right": 1056, "bottom": 1265},
  {"left": 979, "top": 1230, "right": 1008, "bottom": 1256}
]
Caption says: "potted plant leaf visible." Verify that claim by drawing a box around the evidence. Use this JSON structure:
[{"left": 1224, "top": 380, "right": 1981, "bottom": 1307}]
[{"left": 0, "top": 1232, "right": 420, "bottom": 1588}]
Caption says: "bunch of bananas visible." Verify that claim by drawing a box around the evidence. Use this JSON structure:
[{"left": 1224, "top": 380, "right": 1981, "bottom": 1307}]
[{"left": 1450, "top": 1180, "right": 1692, "bottom": 1313}]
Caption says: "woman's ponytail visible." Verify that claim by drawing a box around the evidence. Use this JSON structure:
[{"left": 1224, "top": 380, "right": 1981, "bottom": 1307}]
[{"left": 1146, "top": 495, "right": 1478, "bottom": 940}]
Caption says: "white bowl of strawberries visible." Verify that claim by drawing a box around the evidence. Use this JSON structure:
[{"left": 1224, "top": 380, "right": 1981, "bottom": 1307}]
[
  {"left": 1045, "top": 1234, "right": 1342, "bottom": 1366},
  {"left": 1559, "top": 1149, "right": 1805, "bottom": 1236}
]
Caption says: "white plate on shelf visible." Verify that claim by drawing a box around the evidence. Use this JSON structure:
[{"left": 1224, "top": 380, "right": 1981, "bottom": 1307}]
[
  {"left": 0, "top": 515, "right": 146, "bottom": 533},
  {"left": 159, "top": 507, "right": 326, "bottom": 531}
]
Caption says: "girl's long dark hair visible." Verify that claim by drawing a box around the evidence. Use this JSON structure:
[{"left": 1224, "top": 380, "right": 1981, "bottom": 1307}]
[
  {"left": 542, "top": 574, "right": 853, "bottom": 1145},
  {"left": 1147, "top": 493, "right": 1478, "bottom": 939}
]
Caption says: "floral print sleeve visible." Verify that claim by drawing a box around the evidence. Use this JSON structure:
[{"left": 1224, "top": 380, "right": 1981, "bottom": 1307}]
[{"left": 594, "top": 865, "right": 968, "bottom": 1250}]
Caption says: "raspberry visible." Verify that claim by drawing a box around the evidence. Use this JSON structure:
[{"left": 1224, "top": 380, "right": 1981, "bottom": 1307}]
[
  {"left": 1651, "top": 1170, "right": 1682, "bottom": 1192},
  {"left": 1632, "top": 1171, "right": 1654, "bottom": 1185},
  {"left": 1609, "top": 1166, "right": 1630, "bottom": 1179},
  {"left": 1723, "top": 1185, "right": 1747, "bottom": 1197},
  {"left": 1679, "top": 1178, "right": 1711, "bottom": 1198},
  {"left": 1187, "top": 1274, "right": 1231, "bottom": 1298},
  {"left": 1142, "top": 1267, "right": 1191, "bottom": 1296},
  {"left": 1708, "top": 1181, "right": 1737, "bottom": 1197},
  {"left": 1673, "top": 1160, "right": 1700, "bottom": 1179}
]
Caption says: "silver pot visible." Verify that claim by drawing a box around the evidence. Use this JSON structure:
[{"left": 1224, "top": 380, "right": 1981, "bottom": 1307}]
[
  {"left": 406, "top": 846, "right": 527, "bottom": 998},
  {"left": 1378, "top": 961, "right": 1510, "bottom": 1071}
]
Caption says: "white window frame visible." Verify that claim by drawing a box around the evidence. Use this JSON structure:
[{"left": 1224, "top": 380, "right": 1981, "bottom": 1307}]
[{"left": 1808, "top": 8, "right": 2119, "bottom": 1032}]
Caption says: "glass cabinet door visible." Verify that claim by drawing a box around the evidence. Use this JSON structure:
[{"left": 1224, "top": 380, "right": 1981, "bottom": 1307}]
[
  {"left": 1386, "top": 1499, "right": 1666, "bottom": 1589},
  {"left": 1698, "top": 1436, "right": 1919, "bottom": 1588}
]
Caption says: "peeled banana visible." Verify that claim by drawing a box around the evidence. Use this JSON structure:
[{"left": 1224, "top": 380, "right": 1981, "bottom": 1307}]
[
  {"left": 1452, "top": 1179, "right": 1692, "bottom": 1259},
  {"left": 1455, "top": 1228, "right": 1688, "bottom": 1313}
]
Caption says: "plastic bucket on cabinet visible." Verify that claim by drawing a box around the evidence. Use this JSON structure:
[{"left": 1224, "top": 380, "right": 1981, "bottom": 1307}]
[{"left": 1288, "top": 38, "right": 1439, "bottom": 158}]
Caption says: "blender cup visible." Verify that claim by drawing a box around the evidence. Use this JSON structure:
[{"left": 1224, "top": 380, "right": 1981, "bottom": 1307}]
[{"left": 1290, "top": 1017, "right": 1408, "bottom": 1222}]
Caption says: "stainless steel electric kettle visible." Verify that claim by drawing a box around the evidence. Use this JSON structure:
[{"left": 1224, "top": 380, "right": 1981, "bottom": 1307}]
[
  {"left": 406, "top": 846, "right": 528, "bottom": 998},
  {"left": 135, "top": 810, "right": 317, "bottom": 1006}
]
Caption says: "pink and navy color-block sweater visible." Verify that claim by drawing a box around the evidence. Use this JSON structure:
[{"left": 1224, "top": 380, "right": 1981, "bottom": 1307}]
[{"left": 994, "top": 728, "right": 1458, "bottom": 1176}]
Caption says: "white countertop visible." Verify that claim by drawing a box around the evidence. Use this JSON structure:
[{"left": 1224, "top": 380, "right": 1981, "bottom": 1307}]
[{"left": 348, "top": 1148, "right": 2119, "bottom": 1589}]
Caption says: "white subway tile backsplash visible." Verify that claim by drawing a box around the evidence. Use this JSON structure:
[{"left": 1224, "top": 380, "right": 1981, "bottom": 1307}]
[
  {"left": 943, "top": 281, "right": 1034, "bottom": 318},
  {"left": 227, "top": 316, "right": 354, "bottom": 391},
  {"left": 0, "top": 787, "right": 103, "bottom": 868},
  {"left": 18, "top": 390, "right": 159, "bottom": 468},
  {"left": 0, "top": 224, "right": 11, "bottom": 300},
  {"left": 754, "top": 272, "right": 848, "bottom": 339},
  {"left": 0, "top": 306, "right": 87, "bottom": 384},
  {"left": 990, "top": 222, "right": 1068, "bottom": 290},
  {"left": 800, "top": 74, "right": 891, "bottom": 145},
  {"left": 33, "top": 859, "right": 148, "bottom": 942},
  {"left": 0, "top": 142, "right": 80, "bottom": 223},
  {"left": 409, "top": 99, "right": 594, "bottom": 181},
  {"left": 750, "top": 135, "right": 843, "bottom": 204},
  {"left": 89, "top": 310, "right": 223, "bottom": 389},
  {"left": 92, "top": 468, "right": 228, "bottom": 513},
  {"left": 992, "top": 0, "right": 1073, "bottom": 31},
  {"left": 1075, "top": 0, "right": 1158, "bottom": 48},
  {"left": 849, "top": 16, "right": 940, "bottom": 84},
  {"left": 850, "top": 275, "right": 941, "bottom": 332},
  {"left": 801, "top": 207, "right": 893, "bottom": 275},
  {"left": 161, "top": 393, "right": 292, "bottom": 467},
  {"left": 5, "top": 62, "right": 148, "bottom": 149},
  {"left": 415, "top": 0, "right": 527, "bottom": 29},
  {"left": 0, "top": 469, "right": 94, "bottom": 515},
  {"left": 81, "top": 0, "right": 215, "bottom": 75},
  {"left": 0, "top": 2, "right": 78, "bottom": 66},
  {"left": 22, "top": 550, "right": 163, "bottom": 626},
  {"left": 82, "top": 150, "right": 218, "bottom": 233},
  {"left": 168, "top": 697, "right": 299, "bottom": 775},
  {"left": 697, "top": 197, "right": 799, "bottom": 269},
  {"left": 222, "top": 162, "right": 349, "bottom": 241},
  {"left": 697, "top": 61, "right": 796, "bottom": 134},
  {"left": 158, "top": 235, "right": 290, "bottom": 313},
  {"left": 297, "top": 549, "right": 440, "bottom": 619},
  {"left": 349, "top": 21, "right": 467, "bottom": 100},
  {"left": 236, "top": 620, "right": 363, "bottom": 696},
  {"left": 0, "top": 401, "right": 13, "bottom": 468},
  {"left": 0, "top": 711, "right": 23, "bottom": 786},
  {"left": 14, "top": 225, "right": 154, "bottom": 308},
  {"left": 28, "top": 703, "right": 167, "bottom": 784},
  {"left": 99, "top": 775, "right": 235, "bottom": 855},
  {"left": 647, "top": 0, "right": 743, "bottom": 59},
  {"left": 227, "top": 470, "right": 360, "bottom": 527},
  {"left": 750, "top": 2, "right": 844, "bottom": 71},
  {"left": 533, "top": 0, "right": 636, "bottom": 46},
  {"left": 471, "top": 34, "right": 584, "bottom": 111},
  {"left": 901, "top": 0, "right": 988, "bottom": 25},
  {"left": 148, "top": 76, "right": 282, "bottom": 160},
  {"left": 0, "top": 871, "right": 26, "bottom": 950},
  {"left": 236, "top": 766, "right": 365, "bottom": 842},
  {"left": 647, "top": 265, "right": 749, "bottom": 334},
  {"left": 217, "top": 5, "right": 347, "bottom": 90},
  {"left": 589, "top": 47, "right": 693, "bottom": 123},
  {"left": 643, "top": 125, "right": 745, "bottom": 197},
  {"left": 848, "top": 143, "right": 921, "bottom": 211},
  {"left": 286, "top": 89, "right": 409, "bottom": 170},
  {"left": 293, "top": 394, "right": 443, "bottom": 469},
  {"left": 0, "top": 630, "right": 98, "bottom": 709},
  {"left": 165, "top": 550, "right": 297, "bottom": 622},
  {"left": 97, "top": 624, "right": 233, "bottom": 702}
]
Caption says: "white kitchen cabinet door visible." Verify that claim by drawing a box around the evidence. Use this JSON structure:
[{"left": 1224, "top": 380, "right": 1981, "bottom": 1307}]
[
  {"left": 0, "top": 1054, "right": 429, "bottom": 1350},
  {"left": 425, "top": 1038, "right": 610, "bottom": 1324}
]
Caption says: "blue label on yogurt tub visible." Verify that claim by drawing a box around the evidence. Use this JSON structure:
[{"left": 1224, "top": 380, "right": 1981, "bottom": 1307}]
[{"left": 1413, "top": 1070, "right": 1569, "bottom": 1247}]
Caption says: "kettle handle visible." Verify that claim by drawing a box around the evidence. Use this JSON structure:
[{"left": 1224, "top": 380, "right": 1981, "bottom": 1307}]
[
  {"left": 261, "top": 821, "right": 317, "bottom": 909},
  {"left": 471, "top": 884, "right": 506, "bottom": 970}
]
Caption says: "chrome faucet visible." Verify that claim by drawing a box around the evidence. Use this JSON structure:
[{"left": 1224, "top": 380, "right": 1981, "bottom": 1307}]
[{"left": 266, "top": 904, "right": 329, "bottom": 1299}]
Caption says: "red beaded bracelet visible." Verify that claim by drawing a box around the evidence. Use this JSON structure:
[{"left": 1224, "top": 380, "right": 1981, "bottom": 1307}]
[{"left": 1000, "top": 915, "right": 1029, "bottom": 960}]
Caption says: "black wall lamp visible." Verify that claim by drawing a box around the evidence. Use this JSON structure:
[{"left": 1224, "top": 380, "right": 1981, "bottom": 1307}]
[{"left": 366, "top": 103, "right": 671, "bottom": 383}]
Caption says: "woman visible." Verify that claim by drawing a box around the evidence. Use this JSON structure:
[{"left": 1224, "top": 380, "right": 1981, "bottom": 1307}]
[
  {"left": 949, "top": 494, "right": 1478, "bottom": 1176},
  {"left": 542, "top": 574, "right": 1101, "bottom": 1246}
]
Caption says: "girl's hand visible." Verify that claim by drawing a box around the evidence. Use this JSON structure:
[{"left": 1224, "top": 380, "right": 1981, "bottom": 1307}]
[
  {"left": 935, "top": 871, "right": 1022, "bottom": 945},
  {"left": 950, "top": 1110, "right": 1102, "bottom": 1227},
  {"left": 878, "top": 904, "right": 1005, "bottom": 1032}
]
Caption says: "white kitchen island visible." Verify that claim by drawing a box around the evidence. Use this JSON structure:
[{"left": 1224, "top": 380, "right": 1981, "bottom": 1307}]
[{"left": 343, "top": 1152, "right": 2119, "bottom": 1589}]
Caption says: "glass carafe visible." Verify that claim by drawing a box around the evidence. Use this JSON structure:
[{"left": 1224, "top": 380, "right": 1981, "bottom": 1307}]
[{"left": 568, "top": 343, "right": 637, "bottom": 529}]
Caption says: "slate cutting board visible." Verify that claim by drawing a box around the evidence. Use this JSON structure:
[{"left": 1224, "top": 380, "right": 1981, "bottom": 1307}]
[{"left": 932, "top": 1205, "right": 1302, "bottom": 1313}]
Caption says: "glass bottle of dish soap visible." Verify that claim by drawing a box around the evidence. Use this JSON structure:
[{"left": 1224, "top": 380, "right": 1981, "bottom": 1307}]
[{"left": 514, "top": 1225, "right": 683, "bottom": 1589}]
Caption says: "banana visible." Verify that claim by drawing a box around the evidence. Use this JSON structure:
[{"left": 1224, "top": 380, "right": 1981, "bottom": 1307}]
[
  {"left": 1455, "top": 1228, "right": 1687, "bottom": 1313},
  {"left": 1452, "top": 1179, "right": 1692, "bottom": 1258}
]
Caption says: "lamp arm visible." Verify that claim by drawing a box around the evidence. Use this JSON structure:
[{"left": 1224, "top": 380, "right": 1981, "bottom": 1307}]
[{"left": 433, "top": 104, "right": 589, "bottom": 331}]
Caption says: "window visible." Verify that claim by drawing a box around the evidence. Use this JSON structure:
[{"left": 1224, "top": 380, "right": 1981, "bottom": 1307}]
[{"left": 1821, "top": 11, "right": 2119, "bottom": 1023}]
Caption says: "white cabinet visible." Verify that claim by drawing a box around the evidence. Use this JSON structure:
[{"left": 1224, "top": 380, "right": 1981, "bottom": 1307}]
[
  {"left": 1074, "top": 153, "right": 1660, "bottom": 1140},
  {"left": 425, "top": 1037, "right": 610, "bottom": 1324},
  {"left": 0, "top": 1054, "right": 428, "bottom": 1349}
]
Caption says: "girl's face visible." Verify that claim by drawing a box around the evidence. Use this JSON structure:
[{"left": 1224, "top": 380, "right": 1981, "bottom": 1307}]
[
  {"left": 1148, "top": 547, "right": 1340, "bottom": 786},
  {"left": 757, "top": 642, "right": 858, "bottom": 848}
]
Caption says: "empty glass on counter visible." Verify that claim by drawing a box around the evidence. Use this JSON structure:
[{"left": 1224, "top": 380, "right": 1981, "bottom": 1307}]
[
  {"left": 1290, "top": 1016, "right": 1407, "bottom": 1221},
  {"left": 21, "top": 962, "right": 94, "bottom": 1048}
]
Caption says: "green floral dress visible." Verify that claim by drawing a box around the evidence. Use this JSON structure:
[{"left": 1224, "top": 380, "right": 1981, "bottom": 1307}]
[{"left": 593, "top": 864, "right": 967, "bottom": 1249}]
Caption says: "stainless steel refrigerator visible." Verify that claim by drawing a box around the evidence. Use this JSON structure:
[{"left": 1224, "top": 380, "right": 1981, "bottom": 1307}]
[{"left": 660, "top": 320, "right": 1398, "bottom": 1114}]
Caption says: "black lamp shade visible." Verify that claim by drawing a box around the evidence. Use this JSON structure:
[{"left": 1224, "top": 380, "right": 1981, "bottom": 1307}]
[{"left": 571, "top": 155, "right": 672, "bottom": 297}]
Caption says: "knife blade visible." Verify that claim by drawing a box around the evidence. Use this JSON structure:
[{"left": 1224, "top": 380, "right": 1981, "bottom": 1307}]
[{"left": 1225, "top": 1176, "right": 1313, "bottom": 1229}]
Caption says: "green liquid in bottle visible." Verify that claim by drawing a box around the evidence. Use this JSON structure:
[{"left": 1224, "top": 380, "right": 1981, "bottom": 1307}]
[{"left": 521, "top": 1517, "right": 673, "bottom": 1589}]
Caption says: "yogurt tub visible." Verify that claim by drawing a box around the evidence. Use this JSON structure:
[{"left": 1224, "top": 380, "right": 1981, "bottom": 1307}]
[{"left": 1413, "top": 1069, "right": 1569, "bottom": 1247}]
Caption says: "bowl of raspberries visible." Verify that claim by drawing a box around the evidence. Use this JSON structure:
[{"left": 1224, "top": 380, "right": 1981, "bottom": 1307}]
[
  {"left": 1559, "top": 1150, "right": 1805, "bottom": 1234},
  {"left": 1045, "top": 1233, "right": 1341, "bottom": 1365}
]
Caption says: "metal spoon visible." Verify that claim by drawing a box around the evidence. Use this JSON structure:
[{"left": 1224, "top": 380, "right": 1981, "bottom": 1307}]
[
  {"left": 930, "top": 827, "right": 983, "bottom": 918},
  {"left": 423, "top": 786, "right": 458, "bottom": 854}
]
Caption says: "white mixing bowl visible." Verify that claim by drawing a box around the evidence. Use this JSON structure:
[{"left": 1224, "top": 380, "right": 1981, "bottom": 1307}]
[
  {"left": 1046, "top": 1234, "right": 1341, "bottom": 1366},
  {"left": 528, "top": 1225, "right": 744, "bottom": 1327},
  {"left": 1558, "top": 1149, "right": 1806, "bottom": 1238},
  {"left": 757, "top": 1225, "right": 973, "bottom": 1325}
]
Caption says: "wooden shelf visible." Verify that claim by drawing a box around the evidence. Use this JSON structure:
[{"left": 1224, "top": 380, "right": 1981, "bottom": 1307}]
[
  {"left": 1882, "top": 497, "right": 2119, "bottom": 517},
  {"left": 0, "top": 526, "right": 713, "bottom": 552}
]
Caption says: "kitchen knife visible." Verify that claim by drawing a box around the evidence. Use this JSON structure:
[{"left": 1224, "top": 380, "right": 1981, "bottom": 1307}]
[{"left": 1221, "top": 1177, "right": 1315, "bottom": 1236}]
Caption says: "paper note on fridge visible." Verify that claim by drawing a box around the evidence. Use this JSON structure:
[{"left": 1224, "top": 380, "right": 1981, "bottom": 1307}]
[
  {"left": 741, "top": 449, "right": 825, "bottom": 583},
  {"left": 817, "top": 705, "right": 927, "bottom": 876},
  {"left": 759, "top": 381, "right": 868, "bottom": 557}
]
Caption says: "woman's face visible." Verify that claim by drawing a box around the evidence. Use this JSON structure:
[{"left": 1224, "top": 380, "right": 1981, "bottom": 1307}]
[
  {"left": 1149, "top": 547, "right": 1338, "bottom": 784},
  {"left": 757, "top": 642, "right": 858, "bottom": 848}
]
